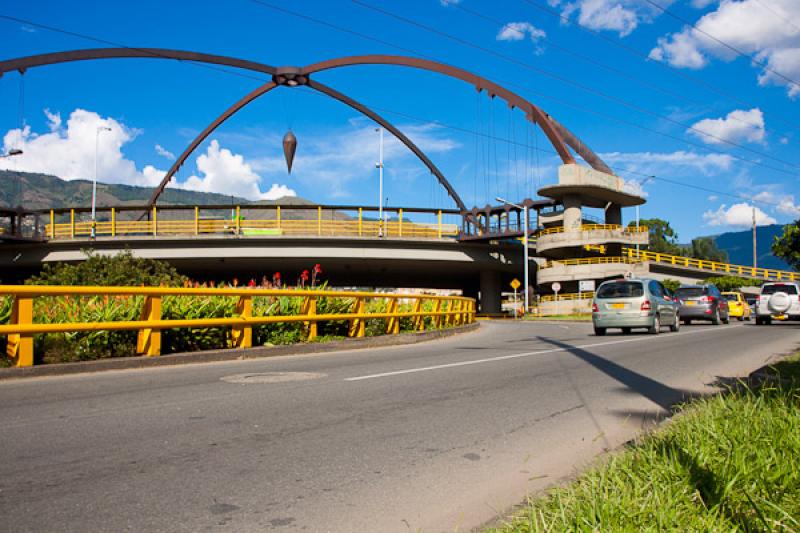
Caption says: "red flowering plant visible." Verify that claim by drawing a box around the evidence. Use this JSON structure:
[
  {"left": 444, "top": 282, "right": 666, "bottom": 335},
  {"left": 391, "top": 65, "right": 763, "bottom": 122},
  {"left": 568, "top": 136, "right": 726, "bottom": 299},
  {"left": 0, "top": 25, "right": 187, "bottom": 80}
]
[
  {"left": 272, "top": 272, "right": 281, "bottom": 287},
  {"left": 299, "top": 270, "right": 310, "bottom": 288},
  {"left": 311, "top": 264, "right": 323, "bottom": 287}
]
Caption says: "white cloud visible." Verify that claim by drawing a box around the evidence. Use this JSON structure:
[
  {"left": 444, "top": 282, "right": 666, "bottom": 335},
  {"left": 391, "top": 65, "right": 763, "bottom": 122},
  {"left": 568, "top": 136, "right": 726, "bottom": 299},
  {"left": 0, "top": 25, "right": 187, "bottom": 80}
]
[
  {"left": 497, "top": 21, "right": 546, "bottom": 42},
  {"left": 691, "top": 0, "right": 717, "bottom": 8},
  {"left": 703, "top": 202, "right": 776, "bottom": 227},
  {"left": 780, "top": 136, "right": 789, "bottom": 145},
  {"left": 601, "top": 149, "right": 733, "bottom": 176},
  {"left": 649, "top": 0, "right": 800, "bottom": 98},
  {"left": 708, "top": 195, "right": 718, "bottom": 201},
  {"left": 0, "top": 108, "right": 164, "bottom": 187},
  {"left": 155, "top": 144, "right": 175, "bottom": 160},
  {"left": 550, "top": 0, "right": 671, "bottom": 37},
  {"left": 440, "top": 0, "right": 460, "bottom": 5},
  {"left": 179, "top": 140, "right": 296, "bottom": 201},
  {"left": 752, "top": 190, "right": 800, "bottom": 218},
  {"left": 688, "top": 108, "right": 765, "bottom": 146}
]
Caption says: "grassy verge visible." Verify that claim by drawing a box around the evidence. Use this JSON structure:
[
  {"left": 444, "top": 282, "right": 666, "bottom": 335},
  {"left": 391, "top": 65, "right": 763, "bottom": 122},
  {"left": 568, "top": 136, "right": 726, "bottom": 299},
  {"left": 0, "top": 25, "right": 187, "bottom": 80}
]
[{"left": 489, "top": 353, "right": 800, "bottom": 532}]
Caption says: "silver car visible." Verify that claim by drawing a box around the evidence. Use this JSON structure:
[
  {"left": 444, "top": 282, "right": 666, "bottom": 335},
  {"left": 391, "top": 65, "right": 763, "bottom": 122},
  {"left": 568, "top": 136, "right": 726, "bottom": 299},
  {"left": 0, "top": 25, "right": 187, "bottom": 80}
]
[{"left": 592, "top": 278, "right": 680, "bottom": 336}]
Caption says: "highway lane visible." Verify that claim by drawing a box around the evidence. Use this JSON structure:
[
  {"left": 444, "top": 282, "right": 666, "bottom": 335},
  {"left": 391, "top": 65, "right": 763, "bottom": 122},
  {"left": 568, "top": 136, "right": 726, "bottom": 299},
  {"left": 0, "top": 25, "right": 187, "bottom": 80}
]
[{"left": 1, "top": 320, "right": 798, "bottom": 532}]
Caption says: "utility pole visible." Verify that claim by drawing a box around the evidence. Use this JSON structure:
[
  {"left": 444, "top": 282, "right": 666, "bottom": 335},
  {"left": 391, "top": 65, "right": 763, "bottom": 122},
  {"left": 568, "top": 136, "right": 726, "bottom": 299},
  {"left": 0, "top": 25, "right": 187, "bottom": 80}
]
[
  {"left": 376, "top": 127, "right": 384, "bottom": 237},
  {"left": 752, "top": 206, "right": 757, "bottom": 269}
]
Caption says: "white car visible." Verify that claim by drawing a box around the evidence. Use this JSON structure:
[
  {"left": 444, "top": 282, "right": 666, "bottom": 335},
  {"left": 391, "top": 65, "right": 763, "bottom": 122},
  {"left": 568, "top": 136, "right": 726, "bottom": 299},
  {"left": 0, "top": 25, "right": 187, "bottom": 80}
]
[{"left": 755, "top": 282, "right": 800, "bottom": 325}]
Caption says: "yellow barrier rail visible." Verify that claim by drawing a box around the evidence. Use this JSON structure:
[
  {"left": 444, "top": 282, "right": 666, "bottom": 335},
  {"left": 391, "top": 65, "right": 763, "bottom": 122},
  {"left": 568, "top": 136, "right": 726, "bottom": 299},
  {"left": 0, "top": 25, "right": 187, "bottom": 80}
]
[
  {"left": 542, "top": 256, "right": 641, "bottom": 268},
  {"left": 1, "top": 286, "right": 476, "bottom": 367},
  {"left": 536, "top": 224, "right": 649, "bottom": 236},
  {"left": 540, "top": 292, "right": 595, "bottom": 302},
  {"left": 625, "top": 248, "right": 800, "bottom": 281},
  {"left": 45, "top": 207, "right": 459, "bottom": 240}
]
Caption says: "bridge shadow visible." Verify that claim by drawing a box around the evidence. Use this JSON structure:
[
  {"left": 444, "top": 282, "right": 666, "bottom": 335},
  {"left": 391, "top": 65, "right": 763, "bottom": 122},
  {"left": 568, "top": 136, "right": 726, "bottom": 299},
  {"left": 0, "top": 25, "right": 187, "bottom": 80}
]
[{"left": 536, "top": 336, "right": 696, "bottom": 415}]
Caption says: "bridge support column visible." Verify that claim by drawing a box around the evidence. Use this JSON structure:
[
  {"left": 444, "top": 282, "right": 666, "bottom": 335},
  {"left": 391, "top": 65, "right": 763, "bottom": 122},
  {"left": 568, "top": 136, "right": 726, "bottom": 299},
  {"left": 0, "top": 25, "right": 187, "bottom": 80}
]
[
  {"left": 605, "top": 204, "right": 622, "bottom": 226},
  {"left": 563, "top": 194, "right": 582, "bottom": 232},
  {"left": 479, "top": 270, "right": 502, "bottom": 314}
]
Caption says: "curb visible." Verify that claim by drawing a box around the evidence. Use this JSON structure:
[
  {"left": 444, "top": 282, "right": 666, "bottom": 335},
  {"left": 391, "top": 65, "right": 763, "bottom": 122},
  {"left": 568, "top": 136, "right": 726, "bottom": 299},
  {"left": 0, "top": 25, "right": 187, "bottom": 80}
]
[{"left": 0, "top": 322, "right": 481, "bottom": 381}]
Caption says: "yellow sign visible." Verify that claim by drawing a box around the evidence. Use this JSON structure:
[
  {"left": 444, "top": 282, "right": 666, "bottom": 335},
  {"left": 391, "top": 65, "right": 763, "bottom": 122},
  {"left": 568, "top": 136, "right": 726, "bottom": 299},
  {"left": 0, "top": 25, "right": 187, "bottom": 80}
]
[{"left": 510, "top": 278, "right": 521, "bottom": 290}]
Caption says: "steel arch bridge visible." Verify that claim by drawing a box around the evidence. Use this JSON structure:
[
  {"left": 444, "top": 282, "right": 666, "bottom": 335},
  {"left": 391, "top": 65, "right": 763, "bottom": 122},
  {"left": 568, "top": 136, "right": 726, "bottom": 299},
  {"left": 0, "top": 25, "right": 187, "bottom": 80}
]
[{"left": 0, "top": 48, "right": 615, "bottom": 215}]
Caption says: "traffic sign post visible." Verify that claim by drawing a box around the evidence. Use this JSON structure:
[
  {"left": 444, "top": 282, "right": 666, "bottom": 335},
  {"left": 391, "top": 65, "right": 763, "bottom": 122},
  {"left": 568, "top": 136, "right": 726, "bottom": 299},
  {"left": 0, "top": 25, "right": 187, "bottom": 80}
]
[{"left": 510, "top": 278, "right": 521, "bottom": 318}]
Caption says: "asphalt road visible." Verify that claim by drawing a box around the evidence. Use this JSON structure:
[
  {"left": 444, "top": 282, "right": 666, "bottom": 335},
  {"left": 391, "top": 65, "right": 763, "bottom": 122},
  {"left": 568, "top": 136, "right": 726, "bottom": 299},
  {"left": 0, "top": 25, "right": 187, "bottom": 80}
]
[{"left": 1, "top": 320, "right": 799, "bottom": 533}]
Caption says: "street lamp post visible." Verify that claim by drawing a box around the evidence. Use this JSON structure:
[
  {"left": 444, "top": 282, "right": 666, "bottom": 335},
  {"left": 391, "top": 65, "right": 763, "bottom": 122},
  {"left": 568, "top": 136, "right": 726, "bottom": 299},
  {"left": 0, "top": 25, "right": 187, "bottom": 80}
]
[
  {"left": 375, "top": 127, "right": 384, "bottom": 237},
  {"left": 92, "top": 126, "right": 112, "bottom": 238},
  {"left": 497, "top": 197, "right": 529, "bottom": 314}
]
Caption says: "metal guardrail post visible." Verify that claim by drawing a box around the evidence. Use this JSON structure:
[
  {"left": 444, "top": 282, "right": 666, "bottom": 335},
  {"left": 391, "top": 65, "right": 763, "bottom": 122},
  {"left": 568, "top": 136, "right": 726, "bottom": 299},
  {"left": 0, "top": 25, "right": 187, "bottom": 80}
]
[
  {"left": 49, "top": 210, "right": 55, "bottom": 239},
  {"left": 385, "top": 298, "right": 399, "bottom": 334},
  {"left": 276, "top": 206, "right": 281, "bottom": 230},
  {"left": 235, "top": 206, "right": 241, "bottom": 236},
  {"left": 437, "top": 210, "right": 442, "bottom": 238},
  {"left": 6, "top": 296, "right": 33, "bottom": 367},
  {"left": 398, "top": 208, "right": 403, "bottom": 237},
  {"left": 431, "top": 299, "right": 442, "bottom": 328},
  {"left": 111, "top": 208, "right": 116, "bottom": 237},
  {"left": 231, "top": 295, "right": 252, "bottom": 348},
  {"left": 348, "top": 297, "right": 366, "bottom": 338},
  {"left": 152, "top": 206, "right": 158, "bottom": 237},
  {"left": 317, "top": 206, "right": 322, "bottom": 236},
  {"left": 358, "top": 208, "right": 363, "bottom": 237},
  {"left": 137, "top": 296, "right": 162, "bottom": 356},
  {"left": 194, "top": 207, "right": 199, "bottom": 236},
  {"left": 302, "top": 296, "right": 318, "bottom": 341},
  {"left": 70, "top": 209, "right": 75, "bottom": 239}
]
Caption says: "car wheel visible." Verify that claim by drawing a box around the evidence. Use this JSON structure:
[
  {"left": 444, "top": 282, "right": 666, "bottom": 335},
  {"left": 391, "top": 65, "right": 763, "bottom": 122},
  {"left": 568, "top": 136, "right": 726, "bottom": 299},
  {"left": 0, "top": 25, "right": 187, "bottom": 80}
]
[
  {"left": 683, "top": 319, "right": 692, "bottom": 325},
  {"left": 722, "top": 314, "right": 730, "bottom": 324},
  {"left": 594, "top": 327, "right": 606, "bottom": 336},
  {"left": 649, "top": 315, "right": 661, "bottom": 335},
  {"left": 756, "top": 317, "right": 764, "bottom": 325},
  {"left": 621, "top": 327, "right": 631, "bottom": 334},
  {"left": 712, "top": 308, "right": 721, "bottom": 325},
  {"left": 765, "top": 317, "right": 772, "bottom": 325},
  {"left": 737, "top": 316, "right": 744, "bottom": 321},
  {"left": 670, "top": 314, "right": 680, "bottom": 332}
]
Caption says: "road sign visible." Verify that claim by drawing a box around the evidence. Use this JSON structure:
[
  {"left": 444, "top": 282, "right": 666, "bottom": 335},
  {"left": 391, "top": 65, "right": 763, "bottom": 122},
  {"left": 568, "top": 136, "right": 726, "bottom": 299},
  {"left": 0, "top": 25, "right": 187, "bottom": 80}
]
[
  {"left": 510, "top": 278, "right": 521, "bottom": 290},
  {"left": 551, "top": 282, "right": 561, "bottom": 293},
  {"left": 579, "top": 280, "right": 595, "bottom": 292}
]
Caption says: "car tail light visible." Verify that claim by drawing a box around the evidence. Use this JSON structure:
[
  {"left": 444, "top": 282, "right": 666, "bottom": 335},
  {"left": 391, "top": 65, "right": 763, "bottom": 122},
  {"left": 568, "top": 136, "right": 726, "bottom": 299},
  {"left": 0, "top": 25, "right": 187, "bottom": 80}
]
[
  {"left": 703, "top": 296, "right": 715, "bottom": 303},
  {"left": 592, "top": 303, "right": 598, "bottom": 313},
  {"left": 641, "top": 300, "right": 652, "bottom": 311}
]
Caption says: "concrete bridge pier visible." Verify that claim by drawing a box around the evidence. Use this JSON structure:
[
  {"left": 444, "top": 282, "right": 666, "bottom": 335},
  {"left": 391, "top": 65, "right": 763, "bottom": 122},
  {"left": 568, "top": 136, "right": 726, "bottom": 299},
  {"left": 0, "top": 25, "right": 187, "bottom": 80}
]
[
  {"left": 562, "top": 195, "right": 582, "bottom": 231},
  {"left": 479, "top": 270, "right": 502, "bottom": 314},
  {"left": 605, "top": 204, "right": 622, "bottom": 226}
]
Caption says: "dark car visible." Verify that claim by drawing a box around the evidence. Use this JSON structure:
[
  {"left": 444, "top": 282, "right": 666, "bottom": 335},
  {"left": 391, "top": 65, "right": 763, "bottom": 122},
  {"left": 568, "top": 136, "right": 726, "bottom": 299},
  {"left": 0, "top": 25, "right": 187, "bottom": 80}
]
[{"left": 675, "top": 284, "right": 729, "bottom": 325}]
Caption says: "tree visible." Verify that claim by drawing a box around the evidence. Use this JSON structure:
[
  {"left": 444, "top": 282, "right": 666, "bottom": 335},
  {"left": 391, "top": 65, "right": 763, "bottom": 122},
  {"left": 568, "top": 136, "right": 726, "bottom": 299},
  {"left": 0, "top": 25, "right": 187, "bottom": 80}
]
[
  {"left": 690, "top": 237, "right": 728, "bottom": 263},
  {"left": 772, "top": 220, "right": 800, "bottom": 271},
  {"left": 629, "top": 218, "right": 682, "bottom": 255},
  {"left": 27, "top": 249, "right": 186, "bottom": 286},
  {"left": 661, "top": 279, "right": 681, "bottom": 293},
  {"left": 703, "top": 276, "right": 762, "bottom": 292}
]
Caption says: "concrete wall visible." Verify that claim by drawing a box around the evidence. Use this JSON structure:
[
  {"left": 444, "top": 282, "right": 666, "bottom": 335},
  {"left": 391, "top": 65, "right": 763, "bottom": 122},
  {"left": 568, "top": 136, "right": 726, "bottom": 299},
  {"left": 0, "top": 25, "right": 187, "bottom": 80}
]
[{"left": 536, "top": 229, "right": 648, "bottom": 255}]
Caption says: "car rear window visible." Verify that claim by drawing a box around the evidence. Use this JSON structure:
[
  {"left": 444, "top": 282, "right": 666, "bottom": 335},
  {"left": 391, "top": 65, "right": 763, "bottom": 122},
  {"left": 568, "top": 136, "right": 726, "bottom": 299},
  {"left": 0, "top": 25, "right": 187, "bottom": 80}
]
[
  {"left": 762, "top": 284, "right": 799, "bottom": 295},
  {"left": 722, "top": 293, "right": 739, "bottom": 301},
  {"left": 596, "top": 281, "right": 643, "bottom": 299},
  {"left": 676, "top": 287, "right": 705, "bottom": 298}
]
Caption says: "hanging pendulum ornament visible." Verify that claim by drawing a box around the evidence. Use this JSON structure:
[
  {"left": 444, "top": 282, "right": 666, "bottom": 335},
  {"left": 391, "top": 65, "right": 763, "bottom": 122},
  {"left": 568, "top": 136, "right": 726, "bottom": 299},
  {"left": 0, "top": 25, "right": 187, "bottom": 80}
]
[{"left": 283, "top": 130, "right": 297, "bottom": 174}]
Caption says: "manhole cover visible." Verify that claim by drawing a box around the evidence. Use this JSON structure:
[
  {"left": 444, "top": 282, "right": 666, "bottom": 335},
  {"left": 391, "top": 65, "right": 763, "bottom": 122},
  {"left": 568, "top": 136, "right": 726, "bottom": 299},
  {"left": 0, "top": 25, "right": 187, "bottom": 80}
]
[{"left": 220, "top": 372, "right": 325, "bottom": 384}]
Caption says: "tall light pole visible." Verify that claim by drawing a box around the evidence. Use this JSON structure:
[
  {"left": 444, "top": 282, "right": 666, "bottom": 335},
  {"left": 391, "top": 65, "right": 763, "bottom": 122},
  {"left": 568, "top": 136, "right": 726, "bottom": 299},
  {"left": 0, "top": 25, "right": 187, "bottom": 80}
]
[
  {"left": 752, "top": 206, "right": 757, "bottom": 268},
  {"left": 497, "top": 197, "right": 529, "bottom": 313},
  {"left": 375, "top": 127, "right": 384, "bottom": 237},
  {"left": 92, "top": 126, "right": 112, "bottom": 238}
]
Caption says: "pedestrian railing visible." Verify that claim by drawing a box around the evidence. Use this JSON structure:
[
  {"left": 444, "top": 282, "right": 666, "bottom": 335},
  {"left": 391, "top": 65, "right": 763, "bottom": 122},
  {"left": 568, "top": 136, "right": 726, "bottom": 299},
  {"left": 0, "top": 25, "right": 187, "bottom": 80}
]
[
  {"left": 536, "top": 224, "right": 649, "bottom": 236},
  {"left": 539, "top": 292, "right": 595, "bottom": 302},
  {"left": 42, "top": 205, "right": 460, "bottom": 241},
  {"left": 624, "top": 248, "right": 799, "bottom": 281},
  {"left": 1, "top": 286, "right": 476, "bottom": 367},
  {"left": 542, "top": 256, "right": 641, "bottom": 268}
]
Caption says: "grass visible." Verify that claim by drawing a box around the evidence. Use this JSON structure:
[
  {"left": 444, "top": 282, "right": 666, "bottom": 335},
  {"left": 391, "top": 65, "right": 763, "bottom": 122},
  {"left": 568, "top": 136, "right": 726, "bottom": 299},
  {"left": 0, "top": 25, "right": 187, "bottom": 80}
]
[{"left": 488, "top": 353, "right": 800, "bottom": 532}]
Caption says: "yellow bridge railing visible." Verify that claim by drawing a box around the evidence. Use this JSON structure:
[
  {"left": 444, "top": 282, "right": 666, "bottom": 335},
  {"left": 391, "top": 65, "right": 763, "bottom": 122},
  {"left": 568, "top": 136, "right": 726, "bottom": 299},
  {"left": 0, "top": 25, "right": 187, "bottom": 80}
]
[
  {"left": 543, "top": 256, "right": 641, "bottom": 268},
  {"left": 539, "top": 292, "right": 595, "bottom": 302},
  {"left": 536, "top": 224, "right": 649, "bottom": 236},
  {"left": 44, "top": 206, "right": 459, "bottom": 240},
  {"left": 1, "top": 286, "right": 476, "bottom": 367},
  {"left": 625, "top": 248, "right": 799, "bottom": 281}
]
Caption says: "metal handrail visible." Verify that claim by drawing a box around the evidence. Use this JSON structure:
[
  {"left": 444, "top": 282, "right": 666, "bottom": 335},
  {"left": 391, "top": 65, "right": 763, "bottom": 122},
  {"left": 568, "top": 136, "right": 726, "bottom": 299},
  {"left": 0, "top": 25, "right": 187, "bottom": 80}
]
[
  {"left": 540, "top": 292, "right": 595, "bottom": 302},
  {"left": 625, "top": 248, "right": 800, "bottom": 281},
  {"left": 542, "top": 256, "right": 641, "bottom": 268},
  {"left": 536, "top": 224, "right": 649, "bottom": 236},
  {"left": 1, "top": 285, "right": 476, "bottom": 367}
]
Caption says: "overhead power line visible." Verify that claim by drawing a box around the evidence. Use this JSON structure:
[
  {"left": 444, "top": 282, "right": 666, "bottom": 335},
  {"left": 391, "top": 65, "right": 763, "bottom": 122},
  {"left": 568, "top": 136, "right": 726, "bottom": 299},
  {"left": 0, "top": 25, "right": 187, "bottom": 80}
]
[
  {"left": 643, "top": 0, "right": 800, "bottom": 92},
  {"left": 349, "top": 0, "right": 800, "bottom": 171},
  {"left": 294, "top": 86, "right": 790, "bottom": 211},
  {"left": 519, "top": 0, "right": 799, "bottom": 133}
]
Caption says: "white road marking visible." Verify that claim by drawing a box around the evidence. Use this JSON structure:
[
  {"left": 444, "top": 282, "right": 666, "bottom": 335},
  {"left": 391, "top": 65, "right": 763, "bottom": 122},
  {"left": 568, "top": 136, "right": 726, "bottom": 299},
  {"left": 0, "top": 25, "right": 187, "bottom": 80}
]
[{"left": 345, "top": 324, "right": 744, "bottom": 382}]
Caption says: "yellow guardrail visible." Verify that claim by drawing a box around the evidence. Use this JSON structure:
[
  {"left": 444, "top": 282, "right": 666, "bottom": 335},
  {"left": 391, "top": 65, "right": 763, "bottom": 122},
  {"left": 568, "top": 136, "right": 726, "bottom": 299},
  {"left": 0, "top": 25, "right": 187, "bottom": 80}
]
[
  {"left": 536, "top": 224, "right": 648, "bottom": 236},
  {"left": 625, "top": 248, "right": 800, "bottom": 281},
  {"left": 44, "top": 206, "right": 459, "bottom": 240},
  {"left": 540, "top": 292, "right": 595, "bottom": 302},
  {"left": 542, "top": 256, "right": 641, "bottom": 268},
  {"left": 1, "top": 286, "right": 476, "bottom": 367}
]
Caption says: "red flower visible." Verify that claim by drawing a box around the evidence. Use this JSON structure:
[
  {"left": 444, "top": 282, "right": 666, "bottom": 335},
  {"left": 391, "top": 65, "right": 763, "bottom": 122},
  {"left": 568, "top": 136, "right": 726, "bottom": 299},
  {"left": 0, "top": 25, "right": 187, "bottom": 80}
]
[
  {"left": 301, "top": 270, "right": 309, "bottom": 281},
  {"left": 313, "top": 263, "right": 322, "bottom": 274},
  {"left": 248, "top": 279, "right": 256, "bottom": 287}
]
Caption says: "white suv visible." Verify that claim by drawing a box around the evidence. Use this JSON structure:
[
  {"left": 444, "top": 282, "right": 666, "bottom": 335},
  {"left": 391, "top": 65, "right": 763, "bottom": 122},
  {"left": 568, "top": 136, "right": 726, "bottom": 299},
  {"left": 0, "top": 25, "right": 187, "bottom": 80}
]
[{"left": 755, "top": 282, "right": 800, "bottom": 325}]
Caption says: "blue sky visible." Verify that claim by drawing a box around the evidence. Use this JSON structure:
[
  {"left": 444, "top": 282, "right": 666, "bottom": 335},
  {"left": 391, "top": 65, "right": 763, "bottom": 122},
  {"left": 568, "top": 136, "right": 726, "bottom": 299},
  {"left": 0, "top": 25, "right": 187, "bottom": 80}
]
[{"left": 1, "top": 0, "right": 798, "bottom": 240}]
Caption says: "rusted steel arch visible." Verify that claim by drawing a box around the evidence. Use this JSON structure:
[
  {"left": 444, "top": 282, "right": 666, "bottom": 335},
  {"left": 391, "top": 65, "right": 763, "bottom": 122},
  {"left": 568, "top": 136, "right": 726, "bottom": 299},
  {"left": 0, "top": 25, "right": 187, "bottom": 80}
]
[
  {"left": 299, "top": 56, "right": 614, "bottom": 175},
  {"left": 146, "top": 82, "right": 279, "bottom": 206},
  {"left": 0, "top": 48, "right": 276, "bottom": 77},
  {"left": 307, "top": 80, "right": 466, "bottom": 211}
]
